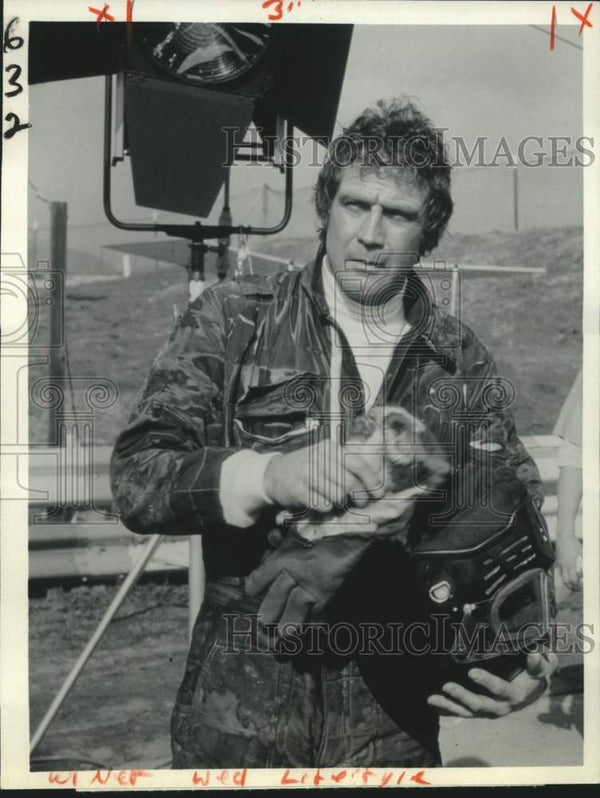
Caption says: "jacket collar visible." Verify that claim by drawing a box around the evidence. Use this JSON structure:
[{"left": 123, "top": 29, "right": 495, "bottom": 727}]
[{"left": 299, "top": 248, "right": 458, "bottom": 371}]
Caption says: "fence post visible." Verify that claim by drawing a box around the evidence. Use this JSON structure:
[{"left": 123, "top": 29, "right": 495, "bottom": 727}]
[{"left": 48, "top": 201, "right": 68, "bottom": 447}]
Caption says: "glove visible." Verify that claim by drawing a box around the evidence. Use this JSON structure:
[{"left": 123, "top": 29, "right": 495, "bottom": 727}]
[{"left": 245, "top": 529, "right": 373, "bottom": 637}]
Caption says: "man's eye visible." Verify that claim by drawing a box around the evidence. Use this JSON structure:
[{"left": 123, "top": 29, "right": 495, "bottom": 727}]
[
  {"left": 345, "top": 200, "right": 368, "bottom": 212},
  {"left": 386, "top": 211, "right": 408, "bottom": 222}
]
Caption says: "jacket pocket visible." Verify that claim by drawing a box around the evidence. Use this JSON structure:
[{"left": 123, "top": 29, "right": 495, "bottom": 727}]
[{"left": 233, "top": 371, "right": 322, "bottom": 451}]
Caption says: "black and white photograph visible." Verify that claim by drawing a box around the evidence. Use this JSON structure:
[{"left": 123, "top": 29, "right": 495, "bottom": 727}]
[{"left": 1, "top": 0, "right": 599, "bottom": 789}]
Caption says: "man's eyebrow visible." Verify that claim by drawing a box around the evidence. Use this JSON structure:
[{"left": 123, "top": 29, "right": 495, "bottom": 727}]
[
  {"left": 337, "top": 187, "right": 370, "bottom": 202},
  {"left": 381, "top": 204, "right": 421, "bottom": 220},
  {"left": 338, "top": 188, "right": 422, "bottom": 218}
]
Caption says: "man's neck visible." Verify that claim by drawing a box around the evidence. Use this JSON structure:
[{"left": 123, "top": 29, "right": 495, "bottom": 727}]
[{"left": 321, "top": 255, "right": 409, "bottom": 329}]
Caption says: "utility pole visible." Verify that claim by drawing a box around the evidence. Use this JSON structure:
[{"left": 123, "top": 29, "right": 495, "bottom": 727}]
[
  {"left": 48, "top": 202, "right": 67, "bottom": 446},
  {"left": 262, "top": 182, "right": 269, "bottom": 241},
  {"left": 513, "top": 168, "right": 519, "bottom": 231},
  {"left": 217, "top": 170, "right": 232, "bottom": 281},
  {"left": 152, "top": 210, "right": 159, "bottom": 271},
  {"left": 32, "top": 219, "right": 38, "bottom": 265}
]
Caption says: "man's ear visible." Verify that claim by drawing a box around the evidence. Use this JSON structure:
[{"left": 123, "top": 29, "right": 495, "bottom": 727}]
[{"left": 320, "top": 219, "right": 330, "bottom": 248}]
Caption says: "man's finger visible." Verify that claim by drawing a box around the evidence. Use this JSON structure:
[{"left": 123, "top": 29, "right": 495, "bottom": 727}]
[
  {"left": 342, "top": 471, "right": 371, "bottom": 507},
  {"left": 467, "top": 667, "right": 514, "bottom": 700},
  {"left": 256, "top": 570, "right": 298, "bottom": 625},
  {"left": 344, "top": 452, "right": 385, "bottom": 498},
  {"left": 526, "top": 651, "right": 557, "bottom": 679},
  {"left": 311, "top": 471, "right": 370, "bottom": 510},
  {"left": 278, "top": 584, "right": 315, "bottom": 637},
  {"left": 440, "top": 681, "right": 511, "bottom": 717},
  {"left": 426, "top": 693, "right": 474, "bottom": 718},
  {"left": 363, "top": 486, "right": 427, "bottom": 526},
  {"left": 308, "top": 456, "right": 350, "bottom": 508},
  {"left": 247, "top": 557, "right": 293, "bottom": 598}
]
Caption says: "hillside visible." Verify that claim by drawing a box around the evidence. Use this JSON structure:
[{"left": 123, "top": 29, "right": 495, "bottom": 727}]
[{"left": 28, "top": 227, "right": 582, "bottom": 445}]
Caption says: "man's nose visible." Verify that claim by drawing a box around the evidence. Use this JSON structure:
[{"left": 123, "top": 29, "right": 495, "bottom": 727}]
[{"left": 357, "top": 207, "right": 384, "bottom": 248}]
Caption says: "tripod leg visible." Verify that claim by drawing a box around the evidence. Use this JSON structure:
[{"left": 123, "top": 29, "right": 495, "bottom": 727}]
[{"left": 30, "top": 533, "right": 164, "bottom": 754}]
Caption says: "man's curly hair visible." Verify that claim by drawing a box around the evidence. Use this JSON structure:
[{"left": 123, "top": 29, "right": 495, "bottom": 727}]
[{"left": 315, "top": 98, "right": 453, "bottom": 256}]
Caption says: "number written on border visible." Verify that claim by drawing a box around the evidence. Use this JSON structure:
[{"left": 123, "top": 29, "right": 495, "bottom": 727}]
[
  {"left": 3, "top": 16, "right": 31, "bottom": 139},
  {"left": 5, "top": 64, "right": 23, "bottom": 98},
  {"left": 3, "top": 17, "right": 24, "bottom": 52},
  {"left": 4, "top": 112, "right": 32, "bottom": 139}
]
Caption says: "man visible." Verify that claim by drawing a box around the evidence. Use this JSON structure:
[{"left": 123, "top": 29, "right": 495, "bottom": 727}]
[{"left": 110, "top": 99, "right": 555, "bottom": 768}]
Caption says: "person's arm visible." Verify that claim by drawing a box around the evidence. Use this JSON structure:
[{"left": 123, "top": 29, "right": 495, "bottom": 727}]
[
  {"left": 553, "top": 370, "right": 583, "bottom": 589},
  {"left": 555, "top": 459, "right": 583, "bottom": 590},
  {"left": 110, "top": 280, "right": 389, "bottom": 536},
  {"left": 110, "top": 284, "right": 276, "bottom": 535}
]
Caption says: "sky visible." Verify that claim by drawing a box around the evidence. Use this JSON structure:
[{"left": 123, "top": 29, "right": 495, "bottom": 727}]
[{"left": 28, "top": 24, "right": 584, "bottom": 252}]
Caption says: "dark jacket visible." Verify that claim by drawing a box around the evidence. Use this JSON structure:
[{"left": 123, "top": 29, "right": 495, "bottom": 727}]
[{"left": 110, "top": 254, "right": 543, "bottom": 578}]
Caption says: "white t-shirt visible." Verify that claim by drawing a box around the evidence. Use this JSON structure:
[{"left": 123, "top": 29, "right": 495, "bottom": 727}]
[{"left": 321, "top": 255, "right": 411, "bottom": 413}]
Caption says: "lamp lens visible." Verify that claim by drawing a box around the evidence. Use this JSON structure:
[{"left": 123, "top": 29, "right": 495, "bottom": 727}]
[{"left": 141, "top": 23, "right": 271, "bottom": 84}]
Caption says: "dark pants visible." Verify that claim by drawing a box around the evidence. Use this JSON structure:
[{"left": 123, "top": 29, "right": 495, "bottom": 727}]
[{"left": 171, "top": 579, "right": 441, "bottom": 769}]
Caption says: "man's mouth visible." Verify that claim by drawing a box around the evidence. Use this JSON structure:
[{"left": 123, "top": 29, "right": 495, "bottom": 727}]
[
  {"left": 344, "top": 258, "right": 409, "bottom": 272},
  {"left": 344, "top": 259, "right": 388, "bottom": 271}
]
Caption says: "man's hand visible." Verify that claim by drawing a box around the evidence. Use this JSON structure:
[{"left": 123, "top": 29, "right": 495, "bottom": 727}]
[
  {"left": 426, "top": 652, "right": 557, "bottom": 718},
  {"left": 555, "top": 535, "right": 583, "bottom": 591},
  {"left": 252, "top": 406, "right": 449, "bottom": 637},
  {"left": 264, "top": 437, "right": 385, "bottom": 513},
  {"left": 245, "top": 530, "right": 374, "bottom": 637}
]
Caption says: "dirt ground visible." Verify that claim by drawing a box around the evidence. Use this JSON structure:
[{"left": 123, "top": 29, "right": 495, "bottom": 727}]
[
  {"left": 28, "top": 579, "right": 585, "bottom": 771},
  {"left": 29, "top": 581, "right": 189, "bottom": 770}
]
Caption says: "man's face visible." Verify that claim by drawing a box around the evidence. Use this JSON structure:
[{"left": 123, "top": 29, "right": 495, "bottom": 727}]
[{"left": 325, "top": 164, "right": 428, "bottom": 305}]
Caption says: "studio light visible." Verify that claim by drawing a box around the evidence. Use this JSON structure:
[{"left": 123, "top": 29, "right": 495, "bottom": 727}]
[
  {"left": 29, "top": 21, "right": 353, "bottom": 275},
  {"left": 139, "top": 23, "right": 271, "bottom": 85}
]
